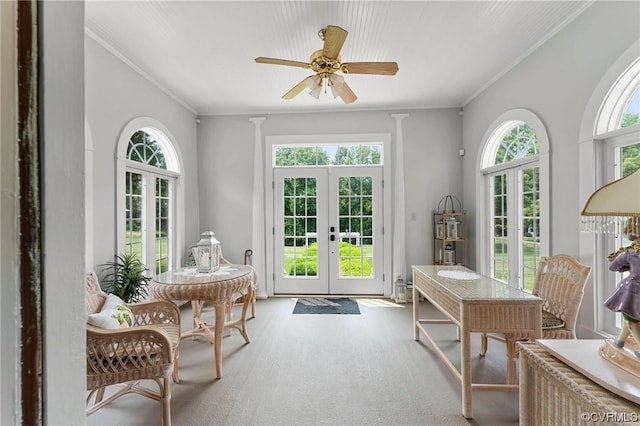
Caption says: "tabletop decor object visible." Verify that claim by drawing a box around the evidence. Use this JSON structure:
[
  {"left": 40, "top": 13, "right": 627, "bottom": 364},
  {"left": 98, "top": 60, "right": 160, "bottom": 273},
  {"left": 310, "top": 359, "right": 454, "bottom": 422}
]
[
  {"left": 394, "top": 276, "right": 407, "bottom": 304},
  {"left": 194, "top": 230, "right": 221, "bottom": 273},
  {"left": 581, "top": 168, "right": 640, "bottom": 379}
]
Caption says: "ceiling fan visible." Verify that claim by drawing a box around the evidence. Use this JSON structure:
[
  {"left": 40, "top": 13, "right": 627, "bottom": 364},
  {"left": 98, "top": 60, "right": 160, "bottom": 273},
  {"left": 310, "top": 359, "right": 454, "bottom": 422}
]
[{"left": 255, "top": 25, "right": 398, "bottom": 104}]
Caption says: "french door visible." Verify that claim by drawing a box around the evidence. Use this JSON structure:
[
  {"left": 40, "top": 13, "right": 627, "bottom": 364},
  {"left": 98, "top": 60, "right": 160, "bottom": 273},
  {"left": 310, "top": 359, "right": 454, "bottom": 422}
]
[
  {"left": 488, "top": 164, "right": 540, "bottom": 292},
  {"left": 273, "top": 166, "right": 383, "bottom": 295},
  {"left": 125, "top": 169, "right": 173, "bottom": 275}
]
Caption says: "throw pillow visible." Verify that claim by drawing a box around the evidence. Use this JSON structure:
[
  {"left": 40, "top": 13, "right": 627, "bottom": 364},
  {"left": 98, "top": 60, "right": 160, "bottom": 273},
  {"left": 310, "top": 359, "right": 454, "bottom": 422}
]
[{"left": 88, "top": 294, "right": 133, "bottom": 329}]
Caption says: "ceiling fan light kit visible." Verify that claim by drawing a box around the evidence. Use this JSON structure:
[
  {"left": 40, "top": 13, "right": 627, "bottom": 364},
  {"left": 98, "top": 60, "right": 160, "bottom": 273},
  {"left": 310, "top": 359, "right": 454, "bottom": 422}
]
[{"left": 255, "top": 25, "right": 398, "bottom": 104}]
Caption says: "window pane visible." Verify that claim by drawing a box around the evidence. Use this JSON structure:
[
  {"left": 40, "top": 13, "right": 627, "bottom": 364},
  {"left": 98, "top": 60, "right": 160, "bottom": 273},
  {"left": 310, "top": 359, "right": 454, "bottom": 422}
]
[
  {"left": 274, "top": 144, "right": 383, "bottom": 167},
  {"left": 494, "top": 122, "right": 539, "bottom": 165},
  {"left": 127, "top": 130, "right": 167, "bottom": 169},
  {"left": 282, "top": 177, "right": 318, "bottom": 277},
  {"left": 621, "top": 87, "right": 640, "bottom": 128},
  {"left": 125, "top": 171, "right": 144, "bottom": 263},
  {"left": 155, "top": 177, "right": 170, "bottom": 274},
  {"left": 338, "top": 176, "right": 373, "bottom": 278},
  {"left": 622, "top": 143, "right": 640, "bottom": 177},
  {"left": 492, "top": 174, "right": 508, "bottom": 282},
  {"left": 521, "top": 167, "right": 540, "bottom": 292}
]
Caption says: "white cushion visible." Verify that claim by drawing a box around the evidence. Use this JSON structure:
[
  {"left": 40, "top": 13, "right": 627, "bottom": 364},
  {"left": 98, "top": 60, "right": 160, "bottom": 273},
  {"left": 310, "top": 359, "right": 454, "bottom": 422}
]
[{"left": 88, "top": 294, "right": 133, "bottom": 329}]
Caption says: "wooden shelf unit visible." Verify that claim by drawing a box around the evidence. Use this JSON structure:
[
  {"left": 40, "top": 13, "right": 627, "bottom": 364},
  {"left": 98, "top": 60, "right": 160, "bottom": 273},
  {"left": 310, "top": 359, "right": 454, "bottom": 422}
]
[{"left": 433, "top": 211, "right": 467, "bottom": 266}]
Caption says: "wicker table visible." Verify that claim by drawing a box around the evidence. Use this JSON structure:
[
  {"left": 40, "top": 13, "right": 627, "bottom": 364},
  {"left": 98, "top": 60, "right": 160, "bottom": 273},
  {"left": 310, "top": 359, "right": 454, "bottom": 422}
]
[
  {"left": 150, "top": 265, "right": 254, "bottom": 379},
  {"left": 412, "top": 265, "right": 543, "bottom": 419},
  {"left": 519, "top": 340, "right": 640, "bottom": 425}
]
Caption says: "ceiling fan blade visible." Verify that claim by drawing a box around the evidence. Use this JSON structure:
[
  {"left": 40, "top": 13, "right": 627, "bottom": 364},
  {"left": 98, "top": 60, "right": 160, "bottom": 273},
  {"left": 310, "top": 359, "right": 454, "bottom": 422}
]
[
  {"left": 338, "top": 81, "right": 357, "bottom": 104},
  {"left": 282, "top": 76, "right": 313, "bottom": 100},
  {"left": 255, "top": 57, "right": 310, "bottom": 70},
  {"left": 322, "top": 25, "right": 348, "bottom": 60},
  {"left": 341, "top": 62, "right": 399, "bottom": 75}
]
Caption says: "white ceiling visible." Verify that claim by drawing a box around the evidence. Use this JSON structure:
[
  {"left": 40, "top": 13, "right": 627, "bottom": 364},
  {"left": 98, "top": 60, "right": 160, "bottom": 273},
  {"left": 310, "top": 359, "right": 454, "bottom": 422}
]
[{"left": 84, "top": 1, "right": 593, "bottom": 116}]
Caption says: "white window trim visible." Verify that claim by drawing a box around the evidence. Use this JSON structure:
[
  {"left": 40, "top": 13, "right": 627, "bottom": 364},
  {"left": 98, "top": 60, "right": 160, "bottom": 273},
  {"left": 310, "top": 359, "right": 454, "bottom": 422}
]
[
  {"left": 595, "top": 57, "right": 640, "bottom": 135},
  {"left": 476, "top": 108, "right": 550, "bottom": 277},
  {"left": 116, "top": 117, "right": 184, "bottom": 272},
  {"left": 578, "top": 39, "right": 640, "bottom": 339}
]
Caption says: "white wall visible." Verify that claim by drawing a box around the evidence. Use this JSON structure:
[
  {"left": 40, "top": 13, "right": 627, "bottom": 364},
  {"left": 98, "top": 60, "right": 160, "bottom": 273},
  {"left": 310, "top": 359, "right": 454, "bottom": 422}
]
[
  {"left": 42, "top": 2, "right": 86, "bottom": 424},
  {"left": 0, "top": 1, "right": 19, "bottom": 424},
  {"left": 461, "top": 1, "right": 640, "bottom": 337},
  {"left": 84, "top": 35, "right": 201, "bottom": 271},
  {"left": 197, "top": 108, "right": 463, "bottom": 283}
]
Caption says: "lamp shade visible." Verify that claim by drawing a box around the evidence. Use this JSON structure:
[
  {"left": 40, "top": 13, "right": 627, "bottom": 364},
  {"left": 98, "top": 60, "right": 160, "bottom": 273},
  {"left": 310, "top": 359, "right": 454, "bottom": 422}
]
[
  {"left": 307, "top": 74, "right": 322, "bottom": 99},
  {"left": 581, "top": 168, "right": 640, "bottom": 234},
  {"left": 328, "top": 73, "right": 345, "bottom": 98}
]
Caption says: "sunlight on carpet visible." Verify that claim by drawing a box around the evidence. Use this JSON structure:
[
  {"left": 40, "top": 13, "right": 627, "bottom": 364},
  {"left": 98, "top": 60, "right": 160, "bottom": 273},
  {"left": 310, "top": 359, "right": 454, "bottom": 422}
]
[{"left": 355, "top": 298, "right": 406, "bottom": 308}]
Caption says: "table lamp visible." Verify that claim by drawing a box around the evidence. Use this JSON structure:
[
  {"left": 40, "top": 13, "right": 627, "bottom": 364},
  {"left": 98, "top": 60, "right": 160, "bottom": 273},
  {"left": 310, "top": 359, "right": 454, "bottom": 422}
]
[{"left": 581, "top": 168, "right": 640, "bottom": 378}]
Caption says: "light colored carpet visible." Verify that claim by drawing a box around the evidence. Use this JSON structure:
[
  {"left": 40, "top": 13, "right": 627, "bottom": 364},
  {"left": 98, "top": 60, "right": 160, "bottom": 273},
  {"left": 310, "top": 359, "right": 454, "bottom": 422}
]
[{"left": 87, "top": 297, "right": 519, "bottom": 426}]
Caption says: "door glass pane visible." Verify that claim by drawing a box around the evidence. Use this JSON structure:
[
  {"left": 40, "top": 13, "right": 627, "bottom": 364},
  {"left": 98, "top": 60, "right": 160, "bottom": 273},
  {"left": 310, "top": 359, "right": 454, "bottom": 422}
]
[
  {"left": 125, "top": 171, "right": 144, "bottom": 262},
  {"left": 492, "top": 174, "right": 508, "bottom": 282},
  {"left": 338, "top": 176, "right": 373, "bottom": 278},
  {"left": 283, "top": 177, "right": 318, "bottom": 277},
  {"left": 155, "top": 177, "right": 170, "bottom": 274},
  {"left": 521, "top": 167, "right": 540, "bottom": 292}
]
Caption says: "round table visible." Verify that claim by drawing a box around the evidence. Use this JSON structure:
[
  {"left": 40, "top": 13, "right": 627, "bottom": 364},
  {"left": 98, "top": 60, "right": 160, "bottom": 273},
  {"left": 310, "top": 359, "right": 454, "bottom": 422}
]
[{"left": 150, "top": 264, "right": 254, "bottom": 379}]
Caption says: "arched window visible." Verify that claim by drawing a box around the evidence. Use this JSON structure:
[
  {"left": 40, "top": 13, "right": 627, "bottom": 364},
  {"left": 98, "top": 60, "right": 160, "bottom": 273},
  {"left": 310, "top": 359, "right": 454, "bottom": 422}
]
[
  {"left": 478, "top": 110, "right": 549, "bottom": 291},
  {"left": 593, "top": 57, "right": 640, "bottom": 335},
  {"left": 117, "top": 120, "right": 182, "bottom": 276}
]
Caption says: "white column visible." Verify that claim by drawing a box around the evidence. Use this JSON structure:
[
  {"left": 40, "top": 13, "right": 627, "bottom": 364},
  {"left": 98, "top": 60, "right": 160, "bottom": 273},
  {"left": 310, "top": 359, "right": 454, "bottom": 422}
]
[
  {"left": 250, "top": 117, "right": 267, "bottom": 298},
  {"left": 391, "top": 114, "right": 409, "bottom": 290}
]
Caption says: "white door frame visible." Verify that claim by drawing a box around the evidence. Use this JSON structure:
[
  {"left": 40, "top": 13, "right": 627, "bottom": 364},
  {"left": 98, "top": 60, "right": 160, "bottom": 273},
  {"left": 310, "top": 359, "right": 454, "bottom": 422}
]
[{"left": 264, "top": 133, "right": 392, "bottom": 297}]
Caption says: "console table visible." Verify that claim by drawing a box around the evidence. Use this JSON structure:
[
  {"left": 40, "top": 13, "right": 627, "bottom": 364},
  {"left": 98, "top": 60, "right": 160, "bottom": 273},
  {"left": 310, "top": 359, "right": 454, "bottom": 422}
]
[
  {"left": 519, "top": 340, "right": 640, "bottom": 425},
  {"left": 150, "top": 265, "right": 254, "bottom": 379},
  {"left": 412, "top": 265, "right": 543, "bottom": 419}
]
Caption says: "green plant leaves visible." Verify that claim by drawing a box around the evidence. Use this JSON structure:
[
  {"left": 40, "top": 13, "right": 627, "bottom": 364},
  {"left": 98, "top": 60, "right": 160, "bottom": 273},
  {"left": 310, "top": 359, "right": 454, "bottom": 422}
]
[{"left": 100, "top": 253, "right": 151, "bottom": 303}]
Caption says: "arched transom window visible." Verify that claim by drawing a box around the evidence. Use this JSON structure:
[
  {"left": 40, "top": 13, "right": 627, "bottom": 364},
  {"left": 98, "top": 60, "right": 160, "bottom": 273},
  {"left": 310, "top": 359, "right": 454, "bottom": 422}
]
[{"left": 128, "top": 130, "right": 168, "bottom": 168}]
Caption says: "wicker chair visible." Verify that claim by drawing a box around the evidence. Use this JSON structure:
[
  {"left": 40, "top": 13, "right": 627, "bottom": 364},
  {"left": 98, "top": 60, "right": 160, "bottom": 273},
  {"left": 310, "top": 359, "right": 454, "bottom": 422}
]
[
  {"left": 479, "top": 254, "right": 591, "bottom": 384},
  {"left": 86, "top": 272, "right": 181, "bottom": 426},
  {"left": 238, "top": 249, "right": 257, "bottom": 318},
  {"left": 220, "top": 248, "right": 257, "bottom": 318}
]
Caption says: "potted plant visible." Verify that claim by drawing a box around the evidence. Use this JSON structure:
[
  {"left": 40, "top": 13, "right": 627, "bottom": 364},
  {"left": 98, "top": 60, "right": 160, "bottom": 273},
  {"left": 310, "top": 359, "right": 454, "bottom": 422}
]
[{"left": 100, "top": 253, "right": 151, "bottom": 303}]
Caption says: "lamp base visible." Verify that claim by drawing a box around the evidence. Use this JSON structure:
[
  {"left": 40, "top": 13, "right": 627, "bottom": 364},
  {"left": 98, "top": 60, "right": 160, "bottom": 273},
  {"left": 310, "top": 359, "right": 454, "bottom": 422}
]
[{"left": 600, "top": 338, "right": 640, "bottom": 378}]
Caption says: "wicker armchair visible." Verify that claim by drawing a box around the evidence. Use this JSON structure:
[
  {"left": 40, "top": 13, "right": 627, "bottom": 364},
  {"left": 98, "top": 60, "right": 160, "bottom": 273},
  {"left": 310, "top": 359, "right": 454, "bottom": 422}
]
[
  {"left": 86, "top": 272, "right": 181, "bottom": 426},
  {"left": 479, "top": 254, "right": 591, "bottom": 383}
]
